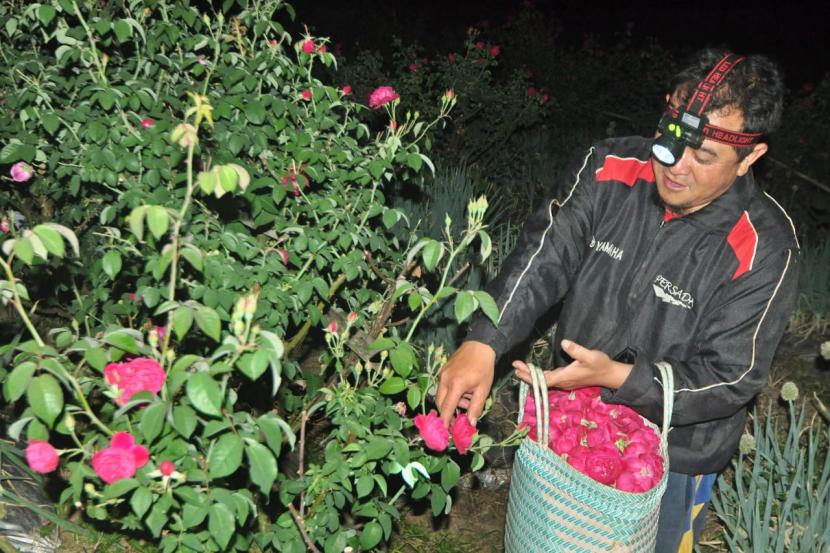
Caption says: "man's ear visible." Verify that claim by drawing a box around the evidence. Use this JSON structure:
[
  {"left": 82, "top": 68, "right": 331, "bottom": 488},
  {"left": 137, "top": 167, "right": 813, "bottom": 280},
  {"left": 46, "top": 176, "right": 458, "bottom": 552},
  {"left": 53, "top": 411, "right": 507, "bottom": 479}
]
[{"left": 737, "top": 143, "right": 768, "bottom": 176}]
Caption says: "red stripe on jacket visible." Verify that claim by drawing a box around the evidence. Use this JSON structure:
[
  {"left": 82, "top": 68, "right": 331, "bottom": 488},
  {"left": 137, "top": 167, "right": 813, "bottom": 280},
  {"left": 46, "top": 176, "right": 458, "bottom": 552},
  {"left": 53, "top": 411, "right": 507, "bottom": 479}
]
[
  {"left": 727, "top": 211, "right": 758, "bottom": 280},
  {"left": 595, "top": 156, "right": 655, "bottom": 187}
]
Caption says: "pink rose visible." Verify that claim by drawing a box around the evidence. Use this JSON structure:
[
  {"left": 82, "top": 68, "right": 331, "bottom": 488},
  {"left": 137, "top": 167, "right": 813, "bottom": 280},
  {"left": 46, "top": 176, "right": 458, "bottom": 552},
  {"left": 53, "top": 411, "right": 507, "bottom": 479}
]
[
  {"left": 628, "top": 427, "right": 660, "bottom": 449},
  {"left": 552, "top": 426, "right": 582, "bottom": 455},
  {"left": 475, "top": 41, "right": 485, "bottom": 49},
  {"left": 611, "top": 407, "right": 644, "bottom": 434},
  {"left": 616, "top": 453, "right": 663, "bottom": 492},
  {"left": 141, "top": 118, "right": 155, "bottom": 128},
  {"left": 447, "top": 52, "right": 456, "bottom": 64},
  {"left": 341, "top": 85, "right": 352, "bottom": 95},
  {"left": 91, "top": 432, "right": 149, "bottom": 484},
  {"left": 160, "top": 460, "right": 175, "bottom": 476},
  {"left": 104, "top": 358, "right": 166, "bottom": 406},
  {"left": 574, "top": 386, "right": 600, "bottom": 402},
  {"left": 527, "top": 86, "right": 538, "bottom": 97},
  {"left": 0, "top": 216, "right": 9, "bottom": 234},
  {"left": 26, "top": 441, "right": 59, "bottom": 473},
  {"left": 10, "top": 161, "right": 33, "bottom": 182},
  {"left": 301, "top": 39, "right": 315, "bottom": 53},
  {"left": 155, "top": 325, "right": 166, "bottom": 341},
  {"left": 413, "top": 411, "right": 449, "bottom": 451},
  {"left": 450, "top": 414, "right": 477, "bottom": 454},
  {"left": 585, "top": 424, "right": 613, "bottom": 448},
  {"left": 489, "top": 45, "right": 500, "bottom": 57},
  {"left": 566, "top": 445, "right": 590, "bottom": 473},
  {"left": 318, "top": 44, "right": 327, "bottom": 53},
  {"left": 368, "top": 86, "right": 399, "bottom": 109},
  {"left": 327, "top": 321, "right": 338, "bottom": 333},
  {"left": 300, "top": 89, "right": 312, "bottom": 100},
  {"left": 347, "top": 311, "right": 358, "bottom": 324},
  {"left": 585, "top": 447, "right": 624, "bottom": 485}
]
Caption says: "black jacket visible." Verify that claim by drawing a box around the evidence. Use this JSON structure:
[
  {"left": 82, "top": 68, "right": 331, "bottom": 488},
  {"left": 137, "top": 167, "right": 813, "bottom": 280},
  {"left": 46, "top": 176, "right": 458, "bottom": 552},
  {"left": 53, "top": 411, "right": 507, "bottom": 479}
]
[{"left": 467, "top": 136, "right": 800, "bottom": 474}]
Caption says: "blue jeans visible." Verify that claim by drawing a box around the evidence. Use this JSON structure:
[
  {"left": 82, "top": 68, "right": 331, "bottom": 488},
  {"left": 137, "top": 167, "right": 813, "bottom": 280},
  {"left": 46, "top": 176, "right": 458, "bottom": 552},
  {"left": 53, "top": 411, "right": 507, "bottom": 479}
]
[{"left": 654, "top": 471, "right": 717, "bottom": 553}]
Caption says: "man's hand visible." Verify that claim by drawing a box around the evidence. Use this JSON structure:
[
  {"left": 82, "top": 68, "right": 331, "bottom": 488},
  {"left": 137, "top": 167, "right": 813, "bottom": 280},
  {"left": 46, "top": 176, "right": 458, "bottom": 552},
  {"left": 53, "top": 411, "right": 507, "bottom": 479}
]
[
  {"left": 512, "top": 339, "right": 633, "bottom": 390},
  {"left": 436, "top": 341, "right": 496, "bottom": 427}
]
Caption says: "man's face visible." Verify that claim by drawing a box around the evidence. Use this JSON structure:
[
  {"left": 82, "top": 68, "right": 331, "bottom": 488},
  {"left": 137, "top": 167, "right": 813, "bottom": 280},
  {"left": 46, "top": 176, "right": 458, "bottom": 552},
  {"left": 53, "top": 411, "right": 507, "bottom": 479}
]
[{"left": 652, "top": 93, "right": 768, "bottom": 216}]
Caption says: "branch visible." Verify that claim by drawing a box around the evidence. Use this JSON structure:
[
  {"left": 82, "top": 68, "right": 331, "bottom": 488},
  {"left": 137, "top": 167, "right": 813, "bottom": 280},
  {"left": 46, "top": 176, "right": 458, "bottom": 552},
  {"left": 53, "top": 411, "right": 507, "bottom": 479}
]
[
  {"left": 765, "top": 156, "right": 830, "bottom": 195},
  {"left": 287, "top": 504, "right": 321, "bottom": 553}
]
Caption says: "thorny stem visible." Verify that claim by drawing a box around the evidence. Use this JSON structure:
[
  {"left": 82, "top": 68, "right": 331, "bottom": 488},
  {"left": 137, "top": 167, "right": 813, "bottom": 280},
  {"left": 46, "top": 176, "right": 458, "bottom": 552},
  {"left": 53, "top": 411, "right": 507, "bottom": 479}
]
[{"left": 0, "top": 257, "right": 45, "bottom": 347}]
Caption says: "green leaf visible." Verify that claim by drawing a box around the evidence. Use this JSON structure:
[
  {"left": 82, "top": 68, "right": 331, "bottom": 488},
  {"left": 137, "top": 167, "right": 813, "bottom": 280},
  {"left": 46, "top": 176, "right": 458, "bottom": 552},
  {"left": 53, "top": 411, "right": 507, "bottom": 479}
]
[
  {"left": 368, "top": 159, "right": 386, "bottom": 180},
  {"left": 245, "top": 441, "right": 277, "bottom": 495},
  {"left": 140, "top": 402, "right": 166, "bottom": 443},
  {"left": 237, "top": 350, "right": 269, "bottom": 380},
  {"left": 13, "top": 238, "right": 34, "bottom": 265},
  {"left": 390, "top": 342, "right": 416, "bottom": 378},
  {"left": 146, "top": 206, "right": 169, "bottom": 240},
  {"left": 474, "top": 291, "right": 500, "bottom": 326},
  {"left": 406, "top": 386, "right": 421, "bottom": 411},
  {"left": 208, "top": 502, "right": 235, "bottom": 549},
  {"left": 453, "top": 291, "right": 479, "bottom": 324},
  {"left": 4, "top": 361, "right": 36, "bottom": 402},
  {"left": 84, "top": 348, "right": 107, "bottom": 372},
  {"left": 356, "top": 474, "right": 374, "bottom": 498},
  {"left": 32, "top": 225, "right": 64, "bottom": 257},
  {"left": 130, "top": 487, "right": 153, "bottom": 518},
  {"left": 197, "top": 171, "right": 216, "bottom": 194},
  {"left": 172, "top": 307, "right": 194, "bottom": 341},
  {"left": 27, "top": 374, "right": 64, "bottom": 427},
  {"left": 421, "top": 239, "right": 443, "bottom": 272},
  {"left": 207, "top": 433, "right": 243, "bottom": 479},
  {"left": 129, "top": 205, "right": 148, "bottom": 241},
  {"left": 40, "top": 223, "right": 79, "bottom": 257},
  {"left": 258, "top": 414, "right": 283, "bottom": 456},
  {"left": 378, "top": 376, "right": 406, "bottom": 395},
  {"left": 195, "top": 306, "right": 221, "bottom": 341},
  {"left": 441, "top": 460, "right": 460, "bottom": 492},
  {"left": 37, "top": 5, "right": 57, "bottom": 26},
  {"left": 217, "top": 165, "right": 238, "bottom": 194},
  {"left": 180, "top": 245, "right": 204, "bottom": 272},
  {"left": 406, "top": 152, "right": 423, "bottom": 171},
  {"left": 105, "top": 331, "right": 139, "bottom": 354},
  {"left": 478, "top": 230, "right": 492, "bottom": 262},
  {"left": 359, "top": 521, "right": 383, "bottom": 550},
  {"left": 365, "top": 438, "right": 392, "bottom": 461},
  {"left": 113, "top": 19, "right": 131, "bottom": 42},
  {"left": 102, "top": 250, "right": 122, "bottom": 279},
  {"left": 431, "top": 485, "right": 447, "bottom": 517},
  {"left": 186, "top": 372, "right": 223, "bottom": 417},
  {"left": 41, "top": 112, "right": 61, "bottom": 135},
  {"left": 104, "top": 478, "right": 139, "bottom": 499},
  {"left": 244, "top": 101, "right": 265, "bottom": 124},
  {"left": 172, "top": 405, "right": 197, "bottom": 439},
  {"left": 382, "top": 208, "right": 400, "bottom": 229}
]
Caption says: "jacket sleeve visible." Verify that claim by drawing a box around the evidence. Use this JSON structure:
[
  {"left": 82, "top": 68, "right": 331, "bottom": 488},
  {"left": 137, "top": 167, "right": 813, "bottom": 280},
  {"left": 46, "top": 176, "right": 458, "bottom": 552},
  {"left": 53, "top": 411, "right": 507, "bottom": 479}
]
[
  {"left": 605, "top": 246, "right": 800, "bottom": 426},
  {"left": 465, "top": 145, "right": 600, "bottom": 358}
]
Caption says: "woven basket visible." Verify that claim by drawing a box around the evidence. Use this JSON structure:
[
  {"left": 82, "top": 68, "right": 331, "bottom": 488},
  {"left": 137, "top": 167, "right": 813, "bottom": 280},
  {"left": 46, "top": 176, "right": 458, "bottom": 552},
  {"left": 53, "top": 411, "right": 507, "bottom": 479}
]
[{"left": 504, "top": 362, "right": 674, "bottom": 553}]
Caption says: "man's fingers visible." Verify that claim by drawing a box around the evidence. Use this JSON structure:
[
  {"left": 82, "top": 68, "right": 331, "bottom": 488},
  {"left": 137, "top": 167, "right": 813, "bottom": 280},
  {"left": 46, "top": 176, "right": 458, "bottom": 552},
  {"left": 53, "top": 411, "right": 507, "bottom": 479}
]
[
  {"left": 466, "top": 386, "right": 488, "bottom": 426},
  {"left": 438, "top": 386, "right": 464, "bottom": 428},
  {"left": 562, "top": 339, "right": 591, "bottom": 363}
]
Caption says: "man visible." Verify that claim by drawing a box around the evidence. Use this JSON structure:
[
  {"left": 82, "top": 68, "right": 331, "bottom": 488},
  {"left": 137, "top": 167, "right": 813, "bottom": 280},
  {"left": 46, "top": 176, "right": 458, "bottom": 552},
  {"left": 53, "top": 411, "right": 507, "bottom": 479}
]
[{"left": 436, "top": 49, "right": 799, "bottom": 551}]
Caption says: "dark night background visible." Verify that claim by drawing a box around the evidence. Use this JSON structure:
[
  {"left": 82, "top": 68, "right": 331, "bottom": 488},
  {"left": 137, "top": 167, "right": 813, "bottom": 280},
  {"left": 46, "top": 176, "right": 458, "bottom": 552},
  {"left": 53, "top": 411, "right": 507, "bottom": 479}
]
[{"left": 296, "top": 0, "right": 830, "bottom": 88}]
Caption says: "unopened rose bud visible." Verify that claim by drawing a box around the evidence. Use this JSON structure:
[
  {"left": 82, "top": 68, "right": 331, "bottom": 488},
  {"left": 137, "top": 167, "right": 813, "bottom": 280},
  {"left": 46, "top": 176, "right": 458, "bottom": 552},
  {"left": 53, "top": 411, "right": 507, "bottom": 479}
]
[
  {"left": 394, "top": 402, "right": 407, "bottom": 416},
  {"left": 327, "top": 321, "right": 338, "bottom": 333},
  {"left": 160, "top": 460, "right": 175, "bottom": 476},
  {"left": 347, "top": 312, "right": 358, "bottom": 324}
]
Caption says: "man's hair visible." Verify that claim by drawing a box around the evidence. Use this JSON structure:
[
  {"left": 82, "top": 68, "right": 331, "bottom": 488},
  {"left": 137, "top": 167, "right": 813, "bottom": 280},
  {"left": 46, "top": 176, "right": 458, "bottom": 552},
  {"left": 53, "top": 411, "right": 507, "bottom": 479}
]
[{"left": 669, "top": 48, "right": 785, "bottom": 159}]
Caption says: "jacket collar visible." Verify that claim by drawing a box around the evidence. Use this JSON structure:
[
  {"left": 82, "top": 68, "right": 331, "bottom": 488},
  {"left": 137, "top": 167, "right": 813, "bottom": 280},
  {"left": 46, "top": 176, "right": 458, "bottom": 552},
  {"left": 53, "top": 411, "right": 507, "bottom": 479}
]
[{"left": 659, "top": 169, "right": 756, "bottom": 233}]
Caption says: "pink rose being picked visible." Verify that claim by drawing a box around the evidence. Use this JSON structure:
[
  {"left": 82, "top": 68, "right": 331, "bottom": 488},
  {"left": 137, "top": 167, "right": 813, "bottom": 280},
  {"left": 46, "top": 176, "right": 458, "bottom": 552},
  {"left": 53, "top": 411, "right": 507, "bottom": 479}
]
[
  {"left": 10, "top": 161, "right": 33, "bottom": 182},
  {"left": 413, "top": 411, "right": 449, "bottom": 451},
  {"left": 450, "top": 414, "right": 477, "bottom": 454},
  {"left": 368, "top": 86, "right": 399, "bottom": 109},
  {"left": 91, "top": 432, "right": 150, "bottom": 484},
  {"left": 26, "top": 441, "right": 60, "bottom": 473},
  {"left": 104, "top": 357, "right": 166, "bottom": 405},
  {"left": 520, "top": 385, "right": 664, "bottom": 493}
]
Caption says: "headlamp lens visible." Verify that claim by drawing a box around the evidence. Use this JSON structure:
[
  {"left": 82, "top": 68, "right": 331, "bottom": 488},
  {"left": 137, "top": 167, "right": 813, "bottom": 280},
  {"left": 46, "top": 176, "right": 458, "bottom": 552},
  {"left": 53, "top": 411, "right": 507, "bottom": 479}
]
[{"left": 651, "top": 135, "right": 684, "bottom": 166}]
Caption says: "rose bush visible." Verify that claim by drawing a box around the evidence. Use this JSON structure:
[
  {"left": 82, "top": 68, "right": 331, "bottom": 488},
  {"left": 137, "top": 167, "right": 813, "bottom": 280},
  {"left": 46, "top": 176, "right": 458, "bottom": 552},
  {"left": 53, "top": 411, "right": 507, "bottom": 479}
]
[{"left": 0, "top": 1, "right": 520, "bottom": 551}]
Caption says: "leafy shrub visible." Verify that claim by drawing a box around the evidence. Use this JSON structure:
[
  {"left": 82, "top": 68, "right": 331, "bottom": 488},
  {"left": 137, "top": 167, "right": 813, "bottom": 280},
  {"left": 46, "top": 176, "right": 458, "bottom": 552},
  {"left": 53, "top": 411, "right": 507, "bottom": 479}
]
[{"left": 0, "top": 1, "right": 519, "bottom": 551}]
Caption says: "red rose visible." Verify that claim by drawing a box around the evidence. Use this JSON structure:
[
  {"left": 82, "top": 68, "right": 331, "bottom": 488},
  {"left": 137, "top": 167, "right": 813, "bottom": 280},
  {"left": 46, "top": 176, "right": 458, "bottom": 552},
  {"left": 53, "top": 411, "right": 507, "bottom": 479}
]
[
  {"left": 91, "top": 432, "right": 149, "bottom": 484},
  {"left": 450, "top": 414, "right": 477, "bottom": 454},
  {"left": 301, "top": 39, "right": 315, "bottom": 53},
  {"left": 489, "top": 45, "right": 500, "bottom": 57},
  {"left": 160, "top": 460, "right": 175, "bottom": 476},
  {"left": 413, "top": 411, "right": 449, "bottom": 451},
  {"left": 300, "top": 89, "right": 313, "bottom": 100},
  {"left": 141, "top": 118, "right": 155, "bottom": 128},
  {"left": 341, "top": 85, "right": 352, "bottom": 95},
  {"left": 368, "top": 86, "right": 399, "bottom": 109},
  {"left": 104, "top": 357, "right": 166, "bottom": 405},
  {"left": 26, "top": 441, "right": 59, "bottom": 473},
  {"left": 585, "top": 447, "right": 624, "bottom": 485}
]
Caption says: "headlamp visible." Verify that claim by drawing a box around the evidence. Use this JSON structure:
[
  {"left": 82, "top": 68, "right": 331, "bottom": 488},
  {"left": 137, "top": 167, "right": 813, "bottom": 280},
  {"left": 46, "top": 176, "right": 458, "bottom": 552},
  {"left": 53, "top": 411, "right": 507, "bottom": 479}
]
[{"left": 651, "top": 53, "right": 763, "bottom": 166}]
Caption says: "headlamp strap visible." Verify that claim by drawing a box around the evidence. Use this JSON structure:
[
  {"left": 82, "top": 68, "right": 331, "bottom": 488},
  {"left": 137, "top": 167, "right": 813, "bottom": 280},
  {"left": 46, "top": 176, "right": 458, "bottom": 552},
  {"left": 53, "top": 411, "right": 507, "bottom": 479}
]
[{"left": 674, "top": 53, "right": 763, "bottom": 146}]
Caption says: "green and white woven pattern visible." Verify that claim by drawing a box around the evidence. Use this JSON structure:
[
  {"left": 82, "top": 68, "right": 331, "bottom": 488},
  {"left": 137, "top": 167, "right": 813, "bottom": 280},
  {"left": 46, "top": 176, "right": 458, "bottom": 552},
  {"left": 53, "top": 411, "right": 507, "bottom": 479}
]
[{"left": 504, "top": 362, "right": 674, "bottom": 553}]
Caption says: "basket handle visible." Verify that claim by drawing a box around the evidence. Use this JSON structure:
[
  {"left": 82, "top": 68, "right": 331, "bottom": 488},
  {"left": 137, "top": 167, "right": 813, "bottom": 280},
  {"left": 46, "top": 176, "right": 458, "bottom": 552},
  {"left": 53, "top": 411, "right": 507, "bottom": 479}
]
[{"left": 517, "top": 362, "right": 675, "bottom": 442}]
